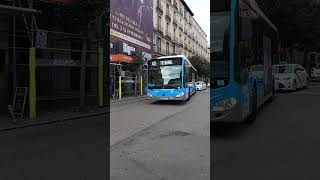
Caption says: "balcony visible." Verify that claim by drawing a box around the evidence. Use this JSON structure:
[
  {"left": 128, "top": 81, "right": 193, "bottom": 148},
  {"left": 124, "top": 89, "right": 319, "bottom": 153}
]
[
  {"left": 184, "top": 29, "right": 188, "bottom": 35},
  {"left": 178, "top": 23, "right": 183, "bottom": 31},
  {"left": 173, "top": 2, "right": 178, "bottom": 10},
  {"left": 179, "top": 9, "right": 183, "bottom": 16},
  {"left": 165, "top": 31, "right": 171, "bottom": 40},
  {"left": 178, "top": 40, "right": 183, "bottom": 47},
  {"left": 173, "top": 16, "right": 178, "bottom": 26},
  {"left": 156, "top": 1, "right": 163, "bottom": 15},
  {"left": 166, "top": 10, "right": 172, "bottom": 22},
  {"left": 155, "top": 24, "right": 163, "bottom": 34},
  {"left": 154, "top": 46, "right": 167, "bottom": 56}
]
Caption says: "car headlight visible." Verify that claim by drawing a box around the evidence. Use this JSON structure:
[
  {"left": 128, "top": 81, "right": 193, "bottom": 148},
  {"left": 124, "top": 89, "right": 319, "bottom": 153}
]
[
  {"left": 212, "top": 98, "right": 237, "bottom": 112},
  {"left": 176, "top": 92, "right": 185, "bottom": 98}
]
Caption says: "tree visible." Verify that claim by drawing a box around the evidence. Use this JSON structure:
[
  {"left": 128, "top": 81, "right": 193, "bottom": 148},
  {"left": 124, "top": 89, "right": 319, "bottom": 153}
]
[
  {"left": 122, "top": 51, "right": 145, "bottom": 75},
  {"left": 189, "top": 56, "right": 210, "bottom": 79},
  {"left": 256, "top": 0, "right": 320, "bottom": 51}
]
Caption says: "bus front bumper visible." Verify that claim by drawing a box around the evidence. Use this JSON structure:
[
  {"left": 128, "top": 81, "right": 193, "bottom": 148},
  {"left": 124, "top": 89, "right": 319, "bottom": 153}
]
[
  {"left": 211, "top": 103, "right": 242, "bottom": 123},
  {"left": 147, "top": 93, "right": 188, "bottom": 101}
]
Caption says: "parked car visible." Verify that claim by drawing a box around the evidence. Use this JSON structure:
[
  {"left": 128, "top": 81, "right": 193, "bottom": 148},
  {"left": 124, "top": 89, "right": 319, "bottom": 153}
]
[
  {"left": 311, "top": 65, "right": 320, "bottom": 81},
  {"left": 196, "top": 81, "right": 206, "bottom": 91},
  {"left": 273, "top": 64, "right": 310, "bottom": 92}
]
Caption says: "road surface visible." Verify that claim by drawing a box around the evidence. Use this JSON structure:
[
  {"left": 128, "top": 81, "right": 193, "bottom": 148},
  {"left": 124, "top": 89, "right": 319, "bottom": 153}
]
[
  {"left": 111, "top": 90, "right": 210, "bottom": 180},
  {"left": 212, "top": 82, "right": 320, "bottom": 180}
]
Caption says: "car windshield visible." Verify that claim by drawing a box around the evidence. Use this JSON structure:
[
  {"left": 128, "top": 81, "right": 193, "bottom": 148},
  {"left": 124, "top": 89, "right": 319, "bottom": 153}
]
[{"left": 273, "top": 65, "right": 293, "bottom": 74}]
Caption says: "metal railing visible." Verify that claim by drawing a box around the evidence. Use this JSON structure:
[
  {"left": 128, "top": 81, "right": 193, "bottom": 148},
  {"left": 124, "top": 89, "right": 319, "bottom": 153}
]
[
  {"left": 156, "top": 0, "right": 163, "bottom": 14},
  {"left": 165, "top": 31, "right": 171, "bottom": 40},
  {"left": 166, "top": 10, "right": 172, "bottom": 21},
  {"left": 173, "top": 1, "right": 178, "bottom": 10},
  {"left": 155, "top": 24, "right": 163, "bottom": 34}
]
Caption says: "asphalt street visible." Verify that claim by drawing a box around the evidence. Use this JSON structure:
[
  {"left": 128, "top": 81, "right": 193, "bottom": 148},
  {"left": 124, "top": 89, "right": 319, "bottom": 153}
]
[
  {"left": 212, "top": 82, "right": 320, "bottom": 180},
  {"left": 0, "top": 115, "right": 108, "bottom": 180},
  {"left": 111, "top": 90, "right": 210, "bottom": 180}
]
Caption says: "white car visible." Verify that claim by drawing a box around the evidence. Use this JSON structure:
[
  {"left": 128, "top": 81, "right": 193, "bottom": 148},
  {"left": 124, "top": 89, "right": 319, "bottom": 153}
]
[
  {"left": 273, "top": 64, "right": 310, "bottom": 91},
  {"left": 311, "top": 66, "right": 320, "bottom": 81},
  {"left": 196, "top": 81, "right": 206, "bottom": 91}
]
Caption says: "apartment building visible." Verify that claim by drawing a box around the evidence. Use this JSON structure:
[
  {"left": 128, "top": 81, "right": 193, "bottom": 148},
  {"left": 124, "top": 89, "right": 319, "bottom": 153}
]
[{"left": 153, "top": 0, "right": 209, "bottom": 61}]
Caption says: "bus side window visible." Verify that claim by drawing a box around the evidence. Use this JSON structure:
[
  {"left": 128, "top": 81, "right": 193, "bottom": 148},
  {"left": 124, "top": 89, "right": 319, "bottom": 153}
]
[{"left": 184, "top": 63, "right": 189, "bottom": 88}]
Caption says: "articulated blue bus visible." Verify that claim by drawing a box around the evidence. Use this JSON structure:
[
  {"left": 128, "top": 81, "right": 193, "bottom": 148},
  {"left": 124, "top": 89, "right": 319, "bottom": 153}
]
[
  {"left": 211, "top": 0, "right": 279, "bottom": 123},
  {"left": 146, "top": 55, "right": 197, "bottom": 101}
]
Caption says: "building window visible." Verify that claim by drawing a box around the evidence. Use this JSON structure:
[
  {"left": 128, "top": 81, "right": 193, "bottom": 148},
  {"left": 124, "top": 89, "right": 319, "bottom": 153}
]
[
  {"left": 158, "top": 15, "right": 162, "bottom": 30},
  {"left": 157, "top": 37, "right": 161, "bottom": 52},
  {"left": 166, "top": 42, "right": 170, "bottom": 55}
]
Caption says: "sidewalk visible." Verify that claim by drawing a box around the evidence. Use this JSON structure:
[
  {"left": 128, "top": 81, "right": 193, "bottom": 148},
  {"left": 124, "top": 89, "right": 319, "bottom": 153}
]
[
  {"left": 0, "top": 95, "right": 147, "bottom": 131},
  {"left": 0, "top": 106, "right": 108, "bottom": 131},
  {"left": 111, "top": 95, "right": 147, "bottom": 105}
]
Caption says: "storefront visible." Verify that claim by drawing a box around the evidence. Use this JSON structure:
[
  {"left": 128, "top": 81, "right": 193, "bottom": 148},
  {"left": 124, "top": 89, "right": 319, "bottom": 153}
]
[{"left": 0, "top": 1, "right": 105, "bottom": 119}]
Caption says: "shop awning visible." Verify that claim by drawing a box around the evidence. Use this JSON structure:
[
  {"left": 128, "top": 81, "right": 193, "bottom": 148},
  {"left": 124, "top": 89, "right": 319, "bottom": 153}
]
[{"left": 111, "top": 54, "right": 134, "bottom": 63}]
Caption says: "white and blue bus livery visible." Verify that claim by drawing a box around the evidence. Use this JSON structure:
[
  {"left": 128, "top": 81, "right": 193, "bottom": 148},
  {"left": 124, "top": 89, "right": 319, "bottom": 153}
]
[
  {"left": 147, "top": 55, "right": 197, "bottom": 101},
  {"left": 211, "top": 0, "right": 279, "bottom": 123}
]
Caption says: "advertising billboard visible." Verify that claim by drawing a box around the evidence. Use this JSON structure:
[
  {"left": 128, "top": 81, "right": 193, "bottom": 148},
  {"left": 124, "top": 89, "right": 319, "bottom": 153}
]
[{"left": 110, "top": 0, "right": 153, "bottom": 54}]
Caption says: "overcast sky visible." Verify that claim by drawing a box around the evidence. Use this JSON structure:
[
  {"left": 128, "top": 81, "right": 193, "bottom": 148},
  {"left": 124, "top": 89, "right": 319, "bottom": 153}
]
[{"left": 184, "top": 0, "right": 210, "bottom": 47}]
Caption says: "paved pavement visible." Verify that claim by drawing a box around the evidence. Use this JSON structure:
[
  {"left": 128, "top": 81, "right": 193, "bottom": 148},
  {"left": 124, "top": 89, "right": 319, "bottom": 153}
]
[
  {"left": 111, "top": 90, "right": 210, "bottom": 180},
  {"left": 0, "top": 106, "right": 108, "bottom": 131},
  {"left": 212, "top": 82, "right": 320, "bottom": 180},
  {"left": 0, "top": 115, "right": 107, "bottom": 180}
]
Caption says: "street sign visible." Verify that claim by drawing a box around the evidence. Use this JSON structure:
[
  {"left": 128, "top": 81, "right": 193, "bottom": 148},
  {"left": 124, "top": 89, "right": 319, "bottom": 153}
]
[{"left": 35, "top": 30, "right": 47, "bottom": 48}]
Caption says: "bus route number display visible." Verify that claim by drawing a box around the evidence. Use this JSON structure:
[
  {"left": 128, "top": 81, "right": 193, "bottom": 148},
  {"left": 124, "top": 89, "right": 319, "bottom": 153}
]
[{"left": 160, "top": 60, "right": 173, "bottom": 66}]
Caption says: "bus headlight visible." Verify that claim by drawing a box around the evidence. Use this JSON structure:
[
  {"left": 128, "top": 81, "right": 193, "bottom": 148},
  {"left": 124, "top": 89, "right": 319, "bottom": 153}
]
[
  {"left": 212, "top": 98, "right": 237, "bottom": 112},
  {"left": 147, "top": 93, "right": 153, "bottom": 97},
  {"left": 176, "top": 92, "right": 185, "bottom": 98}
]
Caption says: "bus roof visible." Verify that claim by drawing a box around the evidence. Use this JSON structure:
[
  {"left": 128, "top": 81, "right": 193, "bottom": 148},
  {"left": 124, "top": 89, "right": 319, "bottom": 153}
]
[
  {"left": 155, "top": 55, "right": 197, "bottom": 72},
  {"left": 245, "top": 0, "right": 278, "bottom": 32}
]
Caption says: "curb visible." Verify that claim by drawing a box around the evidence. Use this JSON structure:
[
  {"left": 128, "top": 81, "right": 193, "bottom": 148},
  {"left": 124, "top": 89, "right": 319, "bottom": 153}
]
[
  {"left": 0, "top": 111, "right": 109, "bottom": 132},
  {"left": 111, "top": 96, "right": 147, "bottom": 104}
]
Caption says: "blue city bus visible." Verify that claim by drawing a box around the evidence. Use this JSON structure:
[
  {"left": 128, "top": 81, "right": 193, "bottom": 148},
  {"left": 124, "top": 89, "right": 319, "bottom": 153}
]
[
  {"left": 211, "top": 0, "right": 279, "bottom": 123},
  {"left": 146, "top": 55, "right": 197, "bottom": 101}
]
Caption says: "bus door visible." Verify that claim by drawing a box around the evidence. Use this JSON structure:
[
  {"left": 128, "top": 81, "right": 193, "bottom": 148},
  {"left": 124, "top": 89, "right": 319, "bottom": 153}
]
[
  {"left": 263, "top": 36, "right": 272, "bottom": 96},
  {"left": 192, "top": 72, "right": 196, "bottom": 93}
]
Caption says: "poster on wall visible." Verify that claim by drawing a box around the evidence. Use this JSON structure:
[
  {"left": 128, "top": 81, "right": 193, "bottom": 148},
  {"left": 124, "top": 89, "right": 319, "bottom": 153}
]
[{"left": 110, "top": 0, "right": 153, "bottom": 54}]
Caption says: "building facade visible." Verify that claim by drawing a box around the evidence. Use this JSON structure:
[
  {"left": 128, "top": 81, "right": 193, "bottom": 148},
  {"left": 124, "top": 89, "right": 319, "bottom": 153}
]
[{"left": 153, "top": 0, "right": 208, "bottom": 61}]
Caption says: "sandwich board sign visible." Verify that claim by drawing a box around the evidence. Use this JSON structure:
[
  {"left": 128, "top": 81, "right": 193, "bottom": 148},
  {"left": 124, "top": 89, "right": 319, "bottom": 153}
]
[{"left": 11, "top": 87, "right": 28, "bottom": 122}]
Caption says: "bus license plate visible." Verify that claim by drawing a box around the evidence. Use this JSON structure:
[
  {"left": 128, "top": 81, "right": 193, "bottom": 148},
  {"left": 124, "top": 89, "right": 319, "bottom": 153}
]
[{"left": 160, "top": 97, "right": 168, "bottom": 100}]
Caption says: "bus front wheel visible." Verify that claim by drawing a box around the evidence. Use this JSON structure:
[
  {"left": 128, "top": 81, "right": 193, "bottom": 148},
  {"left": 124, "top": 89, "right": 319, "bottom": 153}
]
[{"left": 186, "top": 90, "right": 191, "bottom": 101}]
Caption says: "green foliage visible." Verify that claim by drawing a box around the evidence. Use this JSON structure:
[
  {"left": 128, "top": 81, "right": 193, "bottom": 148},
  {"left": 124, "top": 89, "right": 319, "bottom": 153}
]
[
  {"left": 256, "top": 0, "right": 320, "bottom": 51},
  {"left": 189, "top": 56, "right": 210, "bottom": 78},
  {"left": 122, "top": 52, "right": 145, "bottom": 74}
]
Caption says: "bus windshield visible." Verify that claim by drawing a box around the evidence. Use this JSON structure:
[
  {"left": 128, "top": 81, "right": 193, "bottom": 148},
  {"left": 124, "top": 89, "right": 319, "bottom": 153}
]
[
  {"left": 211, "top": 11, "right": 230, "bottom": 88},
  {"left": 148, "top": 58, "right": 182, "bottom": 89}
]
